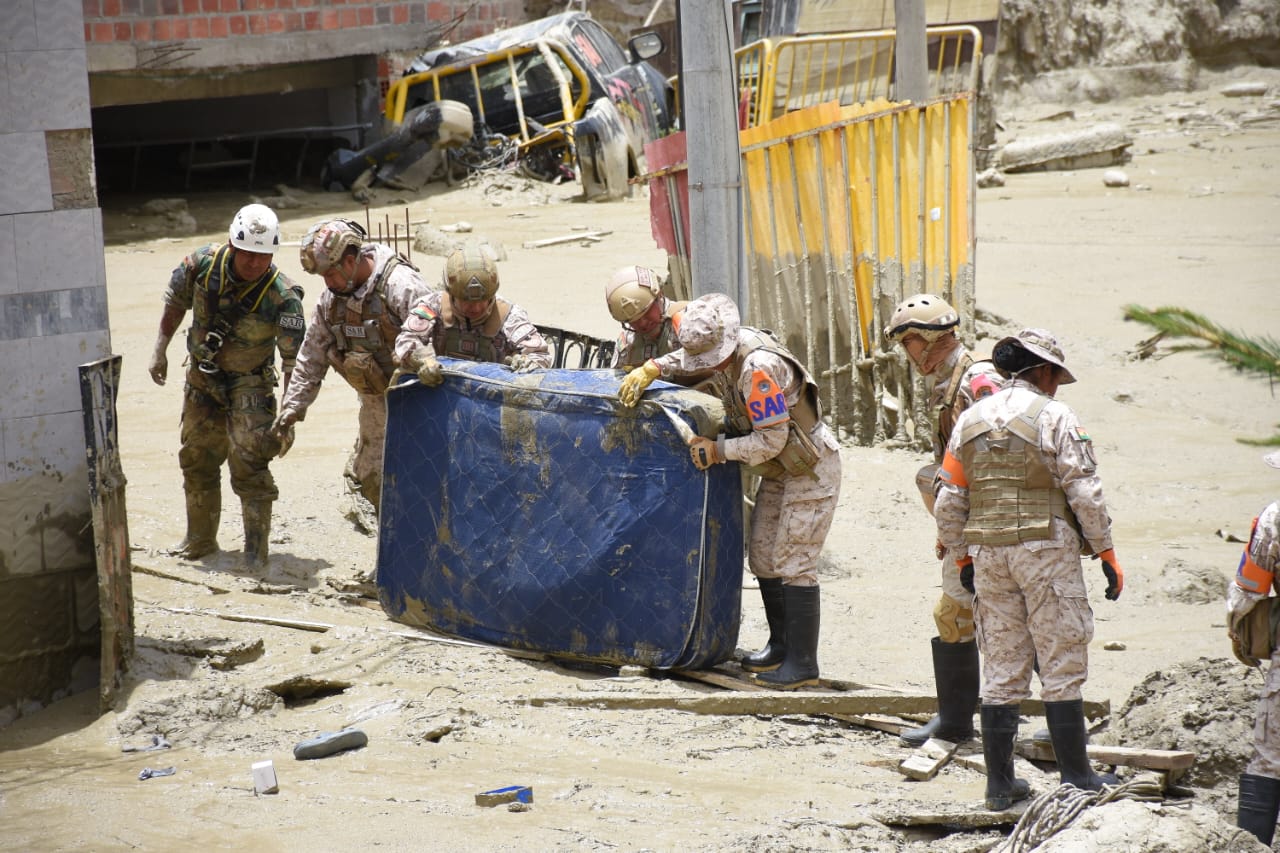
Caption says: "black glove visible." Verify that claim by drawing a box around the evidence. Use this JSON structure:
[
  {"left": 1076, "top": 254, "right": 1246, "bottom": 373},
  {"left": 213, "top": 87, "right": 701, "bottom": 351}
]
[{"left": 958, "top": 556, "right": 975, "bottom": 595}]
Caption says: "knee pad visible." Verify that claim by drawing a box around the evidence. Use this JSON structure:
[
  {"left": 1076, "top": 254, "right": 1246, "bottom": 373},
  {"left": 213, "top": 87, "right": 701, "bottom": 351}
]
[{"left": 933, "top": 594, "right": 975, "bottom": 643}]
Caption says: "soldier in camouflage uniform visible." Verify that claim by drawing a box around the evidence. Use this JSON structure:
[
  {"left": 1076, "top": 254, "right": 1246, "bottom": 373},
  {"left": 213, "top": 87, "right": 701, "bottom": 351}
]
[
  {"left": 274, "top": 219, "right": 438, "bottom": 515},
  {"left": 148, "top": 204, "right": 305, "bottom": 568},
  {"left": 393, "top": 244, "right": 551, "bottom": 382},
  {"left": 935, "top": 328, "right": 1122, "bottom": 810},
  {"left": 605, "top": 265, "right": 687, "bottom": 370},
  {"left": 884, "top": 294, "right": 1003, "bottom": 748},
  {"left": 1229, "top": 451, "right": 1280, "bottom": 846},
  {"left": 618, "top": 293, "right": 842, "bottom": 689}
]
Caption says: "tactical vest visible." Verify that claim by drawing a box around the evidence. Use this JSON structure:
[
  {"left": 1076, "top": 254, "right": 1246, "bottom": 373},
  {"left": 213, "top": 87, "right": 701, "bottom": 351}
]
[
  {"left": 324, "top": 255, "right": 408, "bottom": 393},
  {"left": 617, "top": 301, "right": 687, "bottom": 368},
  {"left": 190, "top": 244, "right": 281, "bottom": 376},
  {"left": 711, "top": 329, "right": 825, "bottom": 480},
  {"left": 935, "top": 351, "right": 975, "bottom": 452},
  {"left": 435, "top": 295, "right": 512, "bottom": 362},
  {"left": 958, "top": 394, "right": 1080, "bottom": 545}
]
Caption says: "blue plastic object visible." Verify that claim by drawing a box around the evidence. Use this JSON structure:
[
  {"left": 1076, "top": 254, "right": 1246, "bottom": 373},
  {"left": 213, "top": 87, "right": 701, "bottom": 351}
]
[{"left": 377, "top": 361, "right": 742, "bottom": 669}]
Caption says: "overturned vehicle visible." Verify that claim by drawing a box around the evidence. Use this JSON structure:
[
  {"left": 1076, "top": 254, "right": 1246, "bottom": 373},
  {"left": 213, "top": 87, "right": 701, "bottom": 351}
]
[{"left": 378, "top": 12, "right": 675, "bottom": 201}]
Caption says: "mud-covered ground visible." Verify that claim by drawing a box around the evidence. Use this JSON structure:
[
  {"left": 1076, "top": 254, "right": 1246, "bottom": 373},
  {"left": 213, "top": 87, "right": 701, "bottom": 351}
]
[{"left": 1, "top": 70, "right": 1279, "bottom": 852}]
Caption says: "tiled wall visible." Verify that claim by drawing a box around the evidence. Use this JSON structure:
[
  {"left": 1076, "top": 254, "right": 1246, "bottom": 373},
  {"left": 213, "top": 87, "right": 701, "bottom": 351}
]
[{"left": 0, "top": 0, "right": 111, "bottom": 726}]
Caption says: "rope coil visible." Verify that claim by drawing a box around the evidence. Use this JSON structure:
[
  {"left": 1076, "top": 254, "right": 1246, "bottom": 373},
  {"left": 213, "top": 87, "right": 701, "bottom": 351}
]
[{"left": 993, "top": 779, "right": 1166, "bottom": 853}]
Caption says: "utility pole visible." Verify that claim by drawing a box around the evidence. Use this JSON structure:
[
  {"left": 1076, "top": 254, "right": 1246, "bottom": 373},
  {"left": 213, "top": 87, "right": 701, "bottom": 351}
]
[
  {"left": 893, "top": 0, "right": 928, "bottom": 102},
  {"left": 677, "top": 1, "right": 744, "bottom": 308}
]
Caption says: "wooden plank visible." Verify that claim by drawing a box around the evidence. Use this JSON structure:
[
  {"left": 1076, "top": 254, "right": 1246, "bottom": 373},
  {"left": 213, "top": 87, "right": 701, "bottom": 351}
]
[
  {"left": 521, "top": 230, "right": 612, "bottom": 249},
  {"left": 875, "top": 800, "right": 1027, "bottom": 828},
  {"left": 830, "top": 713, "right": 911, "bottom": 735},
  {"left": 898, "top": 737, "right": 958, "bottom": 780},
  {"left": 528, "top": 691, "right": 1109, "bottom": 719},
  {"left": 1015, "top": 739, "right": 1195, "bottom": 772},
  {"left": 80, "top": 356, "right": 134, "bottom": 712}
]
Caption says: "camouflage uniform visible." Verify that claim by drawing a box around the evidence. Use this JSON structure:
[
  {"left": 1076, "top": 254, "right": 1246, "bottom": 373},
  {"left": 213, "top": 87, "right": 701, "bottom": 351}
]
[
  {"left": 611, "top": 300, "right": 688, "bottom": 369},
  {"left": 652, "top": 334, "right": 841, "bottom": 586},
  {"left": 165, "top": 243, "right": 304, "bottom": 505},
  {"left": 935, "top": 376, "right": 1113, "bottom": 705},
  {"left": 1231, "top": 500, "right": 1280, "bottom": 779},
  {"left": 637, "top": 293, "right": 840, "bottom": 688},
  {"left": 1231, "top": 487, "right": 1280, "bottom": 844},
  {"left": 927, "top": 347, "right": 1004, "bottom": 641},
  {"left": 281, "top": 243, "right": 437, "bottom": 511},
  {"left": 393, "top": 292, "right": 551, "bottom": 369}
]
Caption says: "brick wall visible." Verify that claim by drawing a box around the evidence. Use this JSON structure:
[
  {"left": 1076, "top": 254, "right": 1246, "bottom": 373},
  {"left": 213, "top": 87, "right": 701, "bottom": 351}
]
[
  {"left": 82, "top": 1, "right": 525, "bottom": 46},
  {"left": 82, "top": 0, "right": 527, "bottom": 109}
]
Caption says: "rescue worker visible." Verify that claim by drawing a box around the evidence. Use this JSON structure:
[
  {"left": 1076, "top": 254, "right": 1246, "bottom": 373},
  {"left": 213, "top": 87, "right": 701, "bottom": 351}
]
[
  {"left": 617, "top": 293, "right": 842, "bottom": 689},
  {"left": 273, "top": 219, "right": 437, "bottom": 514},
  {"left": 935, "top": 328, "right": 1122, "bottom": 810},
  {"left": 605, "top": 265, "right": 687, "bottom": 369},
  {"left": 1229, "top": 450, "right": 1280, "bottom": 846},
  {"left": 393, "top": 243, "right": 551, "bottom": 383},
  {"left": 148, "top": 203, "right": 305, "bottom": 568},
  {"left": 884, "top": 294, "right": 1003, "bottom": 748}
]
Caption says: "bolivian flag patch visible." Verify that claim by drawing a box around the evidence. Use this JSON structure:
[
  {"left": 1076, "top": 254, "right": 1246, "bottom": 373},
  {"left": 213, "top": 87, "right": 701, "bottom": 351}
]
[
  {"left": 1075, "top": 426, "right": 1091, "bottom": 442},
  {"left": 405, "top": 303, "right": 436, "bottom": 333}
]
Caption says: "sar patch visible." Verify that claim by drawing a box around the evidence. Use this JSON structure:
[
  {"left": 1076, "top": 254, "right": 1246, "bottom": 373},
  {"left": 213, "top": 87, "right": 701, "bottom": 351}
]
[
  {"left": 746, "top": 368, "right": 789, "bottom": 428},
  {"left": 278, "top": 315, "right": 304, "bottom": 330}
]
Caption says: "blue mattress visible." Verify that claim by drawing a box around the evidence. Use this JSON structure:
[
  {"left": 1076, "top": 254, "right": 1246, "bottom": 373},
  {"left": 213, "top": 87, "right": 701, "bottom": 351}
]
[{"left": 377, "top": 359, "right": 743, "bottom": 669}]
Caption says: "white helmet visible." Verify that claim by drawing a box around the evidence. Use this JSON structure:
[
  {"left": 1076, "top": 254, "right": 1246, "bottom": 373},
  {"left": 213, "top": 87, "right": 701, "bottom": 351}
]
[
  {"left": 228, "top": 204, "right": 280, "bottom": 254},
  {"left": 605, "top": 265, "right": 663, "bottom": 324}
]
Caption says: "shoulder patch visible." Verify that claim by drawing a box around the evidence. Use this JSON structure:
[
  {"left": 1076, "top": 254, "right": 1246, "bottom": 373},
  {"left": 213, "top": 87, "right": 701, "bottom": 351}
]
[
  {"left": 279, "top": 315, "right": 305, "bottom": 330},
  {"left": 1074, "top": 425, "right": 1091, "bottom": 442},
  {"left": 405, "top": 303, "right": 435, "bottom": 333},
  {"left": 970, "top": 374, "right": 999, "bottom": 399},
  {"left": 746, "top": 368, "right": 790, "bottom": 428}
]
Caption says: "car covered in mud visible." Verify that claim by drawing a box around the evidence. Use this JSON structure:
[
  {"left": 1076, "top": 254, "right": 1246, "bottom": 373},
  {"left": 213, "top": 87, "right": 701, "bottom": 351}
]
[{"left": 384, "top": 12, "right": 675, "bottom": 201}]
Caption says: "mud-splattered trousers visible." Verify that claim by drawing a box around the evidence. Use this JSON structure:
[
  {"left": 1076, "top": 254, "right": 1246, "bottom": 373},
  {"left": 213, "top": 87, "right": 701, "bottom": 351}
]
[
  {"left": 165, "top": 244, "right": 305, "bottom": 502},
  {"left": 936, "top": 379, "right": 1113, "bottom": 705},
  {"left": 1231, "top": 501, "right": 1280, "bottom": 779}
]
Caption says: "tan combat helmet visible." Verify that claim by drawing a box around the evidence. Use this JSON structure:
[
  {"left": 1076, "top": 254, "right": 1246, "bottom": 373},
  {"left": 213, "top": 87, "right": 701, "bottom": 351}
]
[
  {"left": 300, "top": 219, "right": 366, "bottom": 275},
  {"left": 605, "top": 265, "right": 663, "bottom": 324},
  {"left": 884, "top": 294, "right": 960, "bottom": 344},
  {"left": 443, "top": 244, "right": 499, "bottom": 301}
]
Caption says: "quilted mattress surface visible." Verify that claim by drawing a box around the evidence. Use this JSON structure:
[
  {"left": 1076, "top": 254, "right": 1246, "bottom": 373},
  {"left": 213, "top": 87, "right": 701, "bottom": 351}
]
[{"left": 377, "top": 359, "right": 743, "bottom": 669}]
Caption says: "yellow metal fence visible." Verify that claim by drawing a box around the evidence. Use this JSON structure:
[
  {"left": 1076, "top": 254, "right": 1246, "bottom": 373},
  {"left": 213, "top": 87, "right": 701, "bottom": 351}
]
[{"left": 654, "top": 27, "right": 982, "bottom": 446}]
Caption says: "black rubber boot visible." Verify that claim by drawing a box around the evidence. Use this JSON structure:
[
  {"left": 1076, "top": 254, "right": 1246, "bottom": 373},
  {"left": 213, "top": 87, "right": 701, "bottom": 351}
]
[
  {"left": 901, "top": 638, "right": 979, "bottom": 747},
  {"left": 241, "top": 499, "right": 273, "bottom": 569},
  {"left": 171, "top": 489, "right": 220, "bottom": 559},
  {"left": 754, "top": 585, "right": 819, "bottom": 689},
  {"left": 741, "top": 577, "right": 786, "bottom": 673},
  {"left": 1237, "top": 773, "right": 1280, "bottom": 846},
  {"left": 980, "top": 703, "right": 1032, "bottom": 810},
  {"left": 1045, "top": 699, "right": 1118, "bottom": 790}
]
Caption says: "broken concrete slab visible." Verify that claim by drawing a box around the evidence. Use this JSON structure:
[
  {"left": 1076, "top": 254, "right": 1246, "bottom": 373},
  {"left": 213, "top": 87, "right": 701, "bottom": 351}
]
[
  {"left": 898, "top": 737, "right": 958, "bottom": 781},
  {"left": 1221, "top": 81, "right": 1271, "bottom": 98},
  {"left": 999, "top": 122, "right": 1134, "bottom": 173}
]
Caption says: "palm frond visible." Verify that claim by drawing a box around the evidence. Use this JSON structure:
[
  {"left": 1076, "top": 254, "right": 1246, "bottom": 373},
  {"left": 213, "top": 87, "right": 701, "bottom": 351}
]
[{"left": 1123, "top": 304, "right": 1280, "bottom": 377}]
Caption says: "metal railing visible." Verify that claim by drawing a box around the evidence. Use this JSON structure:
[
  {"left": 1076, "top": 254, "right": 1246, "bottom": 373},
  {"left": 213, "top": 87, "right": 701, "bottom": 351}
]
[{"left": 736, "top": 25, "right": 982, "bottom": 127}]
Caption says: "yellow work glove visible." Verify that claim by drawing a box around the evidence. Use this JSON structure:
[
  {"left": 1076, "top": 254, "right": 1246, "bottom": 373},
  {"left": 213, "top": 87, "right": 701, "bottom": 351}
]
[
  {"left": 688, "top": 436, "right": 719, "bottom": 470},
  {"left": 416, "top": 352, "right": 444, "bottom": 387},
  {"left": 618, "top": 359, "right": 660, "bottom": 408}
]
